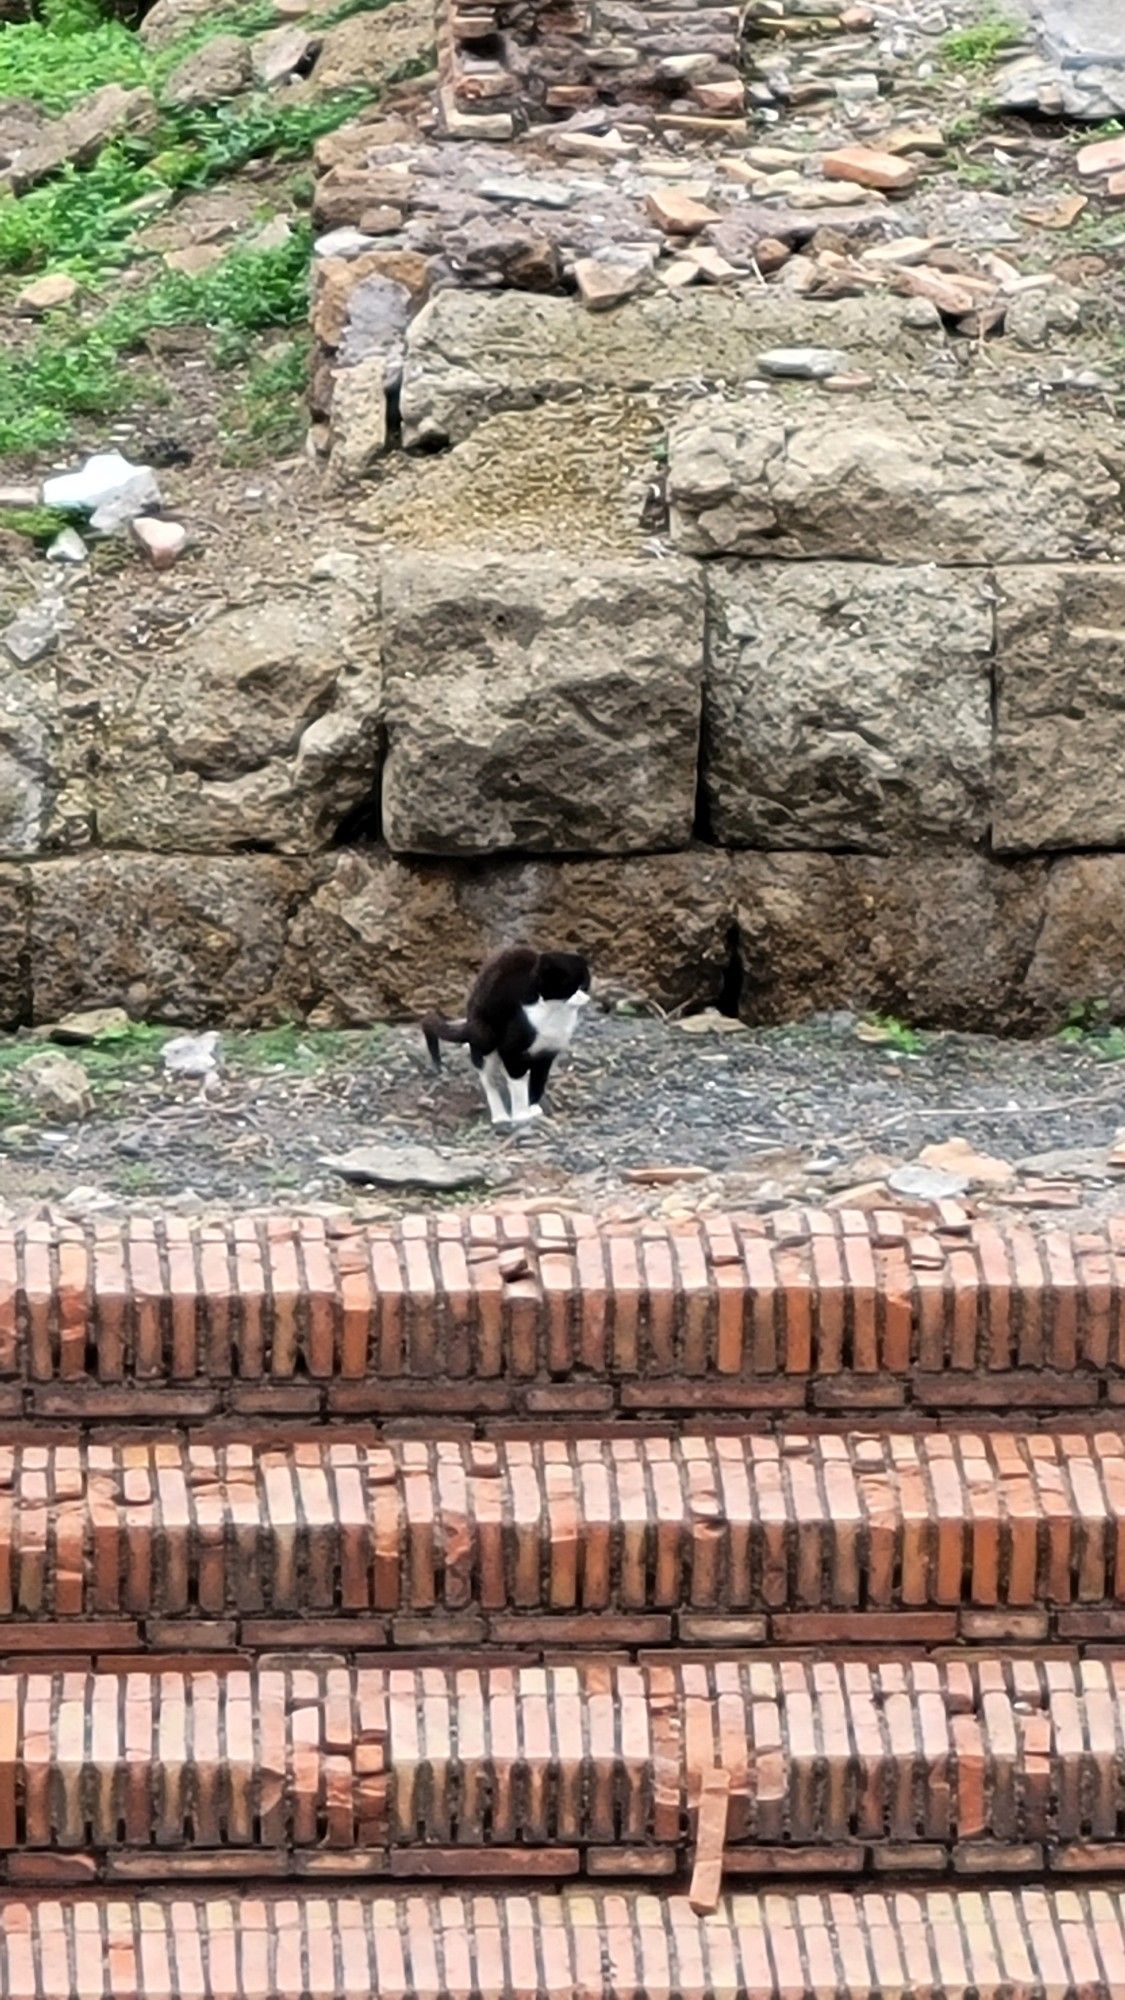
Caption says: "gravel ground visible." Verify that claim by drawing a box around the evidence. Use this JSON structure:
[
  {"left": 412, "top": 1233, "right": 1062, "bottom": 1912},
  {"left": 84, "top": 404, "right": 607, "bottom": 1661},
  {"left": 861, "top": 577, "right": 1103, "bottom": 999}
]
[{"left": 2, "top": 1011, "right": 1124, "bottom": 1223}]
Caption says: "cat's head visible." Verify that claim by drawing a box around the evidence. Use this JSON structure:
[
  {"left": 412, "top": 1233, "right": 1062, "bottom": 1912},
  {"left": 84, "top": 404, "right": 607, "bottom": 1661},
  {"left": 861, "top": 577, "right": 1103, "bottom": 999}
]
[{"left": 538, "top": 951, "right": 592, "bottom": 1004}]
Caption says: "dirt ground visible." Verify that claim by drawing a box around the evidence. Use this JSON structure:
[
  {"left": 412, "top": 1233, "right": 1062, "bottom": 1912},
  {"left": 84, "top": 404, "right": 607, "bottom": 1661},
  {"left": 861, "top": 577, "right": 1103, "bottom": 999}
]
[{"left": 2, "top": 1007, "right": 1123, "bottom": 1224}]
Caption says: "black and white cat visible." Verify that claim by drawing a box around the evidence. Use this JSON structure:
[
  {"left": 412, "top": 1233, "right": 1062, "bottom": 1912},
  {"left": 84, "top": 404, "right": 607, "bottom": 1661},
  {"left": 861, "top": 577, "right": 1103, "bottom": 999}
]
[{"left": 423, "top": 945, "right": 591, "bottom": 1126}]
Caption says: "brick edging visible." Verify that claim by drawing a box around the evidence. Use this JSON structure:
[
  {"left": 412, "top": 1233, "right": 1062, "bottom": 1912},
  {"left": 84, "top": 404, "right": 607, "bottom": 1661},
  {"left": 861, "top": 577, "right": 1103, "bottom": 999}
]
[
  {"left": 0, "top": 1209, "right": 1120, "bottom": 1416},
  {"left": 2, "top": 1432, "right": 1125, "bottom": 1650},
  {"left": 4, "top": 1658, "right": 1125, "bottom": 1884},
  {"left": 1, "top": 1887, "right": 1121, "bottom": 1995}
]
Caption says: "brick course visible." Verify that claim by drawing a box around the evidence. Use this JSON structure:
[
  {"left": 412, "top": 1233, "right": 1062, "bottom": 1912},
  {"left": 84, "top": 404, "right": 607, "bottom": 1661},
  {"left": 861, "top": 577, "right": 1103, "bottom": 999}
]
[
  {"left": 3, "top": 1657, "right": 1125, "bottom": 1878},
  {"left": 0, "top": 1211, "right": 1119, "bottom": 1417},
  {"left": 0, "top": 1432, "right": 1124, "bottom": 1642},
  {"left": 1, "top": 1886, "right": 1124, "bottom": 1995}
]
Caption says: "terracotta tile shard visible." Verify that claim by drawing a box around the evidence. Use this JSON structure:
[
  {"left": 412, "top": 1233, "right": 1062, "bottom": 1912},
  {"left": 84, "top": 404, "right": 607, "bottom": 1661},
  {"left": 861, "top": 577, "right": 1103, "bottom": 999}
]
[
  {"left": 644, "top": 188, "right": 722, "bottom": 233},
  {"left": 689, "top": 1768, "right": 730, "bottom": 1914},
  {"left": 1077, "top": 135, "right": 1125, "bottom": 176},
  {"left": 822, "top": 145, "right": 919, "bottom": 191}
]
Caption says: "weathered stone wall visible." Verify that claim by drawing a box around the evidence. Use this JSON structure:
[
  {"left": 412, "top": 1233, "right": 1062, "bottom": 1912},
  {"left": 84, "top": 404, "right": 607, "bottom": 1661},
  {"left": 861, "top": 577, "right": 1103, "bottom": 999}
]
[{"left": 9, "top": 297, "right": 1125, "bottom": 1030}]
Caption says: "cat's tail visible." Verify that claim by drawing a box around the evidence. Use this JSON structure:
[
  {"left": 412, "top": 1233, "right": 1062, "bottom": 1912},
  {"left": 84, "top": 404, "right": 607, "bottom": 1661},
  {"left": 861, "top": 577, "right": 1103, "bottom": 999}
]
[{"left": 421, "top": 1014, "right": 469, "bottom": 1071}]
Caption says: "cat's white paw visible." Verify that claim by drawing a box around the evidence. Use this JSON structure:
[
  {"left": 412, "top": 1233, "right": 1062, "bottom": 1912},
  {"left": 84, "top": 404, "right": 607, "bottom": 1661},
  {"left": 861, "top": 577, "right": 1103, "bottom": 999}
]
[{"left": 511, "top": 1104, "right": 544, "bottom": 1124}]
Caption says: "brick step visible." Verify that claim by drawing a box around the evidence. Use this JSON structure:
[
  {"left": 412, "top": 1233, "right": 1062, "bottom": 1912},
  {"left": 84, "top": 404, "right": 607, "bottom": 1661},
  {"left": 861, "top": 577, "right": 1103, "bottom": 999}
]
[
  {"left": 1, "top": 1433, "right": 1125, "bottom": 1653},
  {"left": 5, "top": 1658, "right": 1125, "bottom": 1885},
  {"left": 2, "top": 1211, "right": 1118, "bottom": 1420},
  {"left": 2, "top": 1886, "right": 1122, "bottom": 1995}
]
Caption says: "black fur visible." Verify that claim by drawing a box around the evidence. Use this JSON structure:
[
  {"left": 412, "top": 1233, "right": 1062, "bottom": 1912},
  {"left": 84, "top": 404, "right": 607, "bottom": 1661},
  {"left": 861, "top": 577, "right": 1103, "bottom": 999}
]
[{"left": 422, "top": 945, "right": 591, "bottom": 1122}]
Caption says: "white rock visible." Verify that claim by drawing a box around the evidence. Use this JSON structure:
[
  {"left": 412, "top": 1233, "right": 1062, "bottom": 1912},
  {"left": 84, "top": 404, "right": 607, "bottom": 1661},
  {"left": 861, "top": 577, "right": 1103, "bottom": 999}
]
[
  {"left": 887, "top": 1164, "right": 969, "bottom": 1202},
  {"left": 90, "top": 471, "right": 163, "bottom": 532},
  {"left": 163, "top": 1031, "right": 221, "bottom": 1076},
  {"left": 314, "top": 226, "right": 379, "bottom": 258},
  {"left": 478, "top": 175, "right": 577, "bottom": 209},
  {"left": 757, "top": 346, "right": 850, "bottom": 379},
  {"left": 42, "top": 450, "right": 160, "bottom": 516},
  {"left": 46, "top": 528, "right": 88, "bottom": 564}
]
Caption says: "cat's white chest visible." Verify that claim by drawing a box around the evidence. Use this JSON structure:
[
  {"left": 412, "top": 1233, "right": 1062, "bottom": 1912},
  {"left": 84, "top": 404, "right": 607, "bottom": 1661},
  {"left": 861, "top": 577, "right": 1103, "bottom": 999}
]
[{"left": 524, "top": 995, "right": 587, "bottom": 1055}]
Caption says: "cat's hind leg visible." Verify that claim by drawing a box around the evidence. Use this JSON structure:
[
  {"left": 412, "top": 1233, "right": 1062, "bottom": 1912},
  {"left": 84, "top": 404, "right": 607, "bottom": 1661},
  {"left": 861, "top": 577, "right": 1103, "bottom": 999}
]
[{"left": 528, "top": 1054, "right": 554, "bottom": 1107}]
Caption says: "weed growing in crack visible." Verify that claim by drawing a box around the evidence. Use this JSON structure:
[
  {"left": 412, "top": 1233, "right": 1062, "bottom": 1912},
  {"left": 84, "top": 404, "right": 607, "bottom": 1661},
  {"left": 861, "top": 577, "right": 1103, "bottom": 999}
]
[{"left": 1057, "top": 1001, "right": 1125, "bottom": 1061}]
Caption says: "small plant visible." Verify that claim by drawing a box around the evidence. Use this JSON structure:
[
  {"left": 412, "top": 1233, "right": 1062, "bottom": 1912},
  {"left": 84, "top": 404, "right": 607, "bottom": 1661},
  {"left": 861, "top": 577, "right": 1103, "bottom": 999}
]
[
  {"left": 940, "top": 11, "right": 1023, "bottom": 67},
  {"left": 0, "top": 505, "right": 73, "bottom": 543},
  {"left": 1057, "top": 1000, "right": 1125, "bottom": 1059},
  {"left": 858, "top": 1014, "right": 925, "bottom": 1055},
  {"left": 229, "top": 1023, "right": 353, "bottom": 1072},
  {"left": 219, "top": 333, "right": 310, "bottom": 460},
  {"left": 0, "top": 224, "right": 312, "bottom": 456}
]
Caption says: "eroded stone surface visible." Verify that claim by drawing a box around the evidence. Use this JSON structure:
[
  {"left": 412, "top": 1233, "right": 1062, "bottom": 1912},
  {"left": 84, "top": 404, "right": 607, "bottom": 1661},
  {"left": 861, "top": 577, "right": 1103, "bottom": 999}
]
[
  {"left": 668, "top": 392, "right": 1125, "bottom": 562},
  {"left": 704, "top": 564, "right": 994, "bottom": 851},
  {"left": 1023, "top": 855, "right": 1125, "bottom": 1021},
  {"left": 732, "top": 850, "right": 1048, "bottom": 1031},
  {"left": 994, "top": 565, "right": 1125, "bottom": 853},
  {"left": 400, "top": 290, "right": 928, "bottom": 446},
  {"left": 287, "top": 845, "right": 733, "bottom": 1019},
  {"left": 29, "top": 855, "right": 317, "bottom": 1025},
  {"left": 381, "top": 552, "right": 704, "bottom": 855},
  {"left": 93, "top": 586, "right": 380, "bottom": 853}
]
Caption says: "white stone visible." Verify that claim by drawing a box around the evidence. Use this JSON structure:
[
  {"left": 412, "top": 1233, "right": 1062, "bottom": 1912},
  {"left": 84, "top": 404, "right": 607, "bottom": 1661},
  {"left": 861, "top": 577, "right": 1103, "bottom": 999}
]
[{"left": 43, "top": 451, "right": 160, "bottom": 516}]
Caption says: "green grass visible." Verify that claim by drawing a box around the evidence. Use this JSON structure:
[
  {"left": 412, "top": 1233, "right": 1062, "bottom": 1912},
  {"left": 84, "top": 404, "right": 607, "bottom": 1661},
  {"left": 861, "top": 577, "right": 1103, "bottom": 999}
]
[
  {"left": 939, "top": 11, "right": 1023, "bottom": 67},
  {"left": 0, "top": 221, "right": 312, "bottom": 454},
  {"left": 0, "top": 1022, "right": 172, "bottom": 1123},
  {"left": 0, "top": 92, "right": 369, "bottom": 279},
  {"left": 0, "top": 0, "right": 423, "bottom": 463},
  {"left": 227, "top": 1023, "right": 375, "bottom": 1071},
  {"left": 0, "top": 505, "right": 74, "bottom": 543},
  {"left": 219, "top": 332, "right": 310, "bottom": 458}
]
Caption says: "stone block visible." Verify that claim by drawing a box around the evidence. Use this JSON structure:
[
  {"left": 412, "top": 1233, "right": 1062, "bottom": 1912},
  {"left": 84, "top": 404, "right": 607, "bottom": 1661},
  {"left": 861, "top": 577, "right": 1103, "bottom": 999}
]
[
  {"left": 668, "top": 391, "right": 1124, "bottom": 561},
  {"left": 94, "top": 585, "right": 381, "bottom": 854},
  {"left": 399, "top": 291, "right": 928, "bottom": 447},
  {"left": 732, "top": 850, "right": 1047, "bottom": 1030},
  {"left": 380, "top": 552, "right": 704, "bottom": 855},
  {"left": 994, "top": 564, "right": 1125, "bottom": 851},
  {"left": 0, "top": 866, "right": 29, "bottom": 1027},
  {"left": 1022, "top": 856, "right": 1125, "bottom": 1024},
  {"left": 0, "top": 656, "right": 92, "bottom": 857},
  {"left": 29, "top": 855, "right": 319, "bottom": 1025},
  {"left": 704, "top": 563, "right": 993, "bottom": 849},
  {"left": 286, "top": 844, "right": 733, "bottom": 1020}
]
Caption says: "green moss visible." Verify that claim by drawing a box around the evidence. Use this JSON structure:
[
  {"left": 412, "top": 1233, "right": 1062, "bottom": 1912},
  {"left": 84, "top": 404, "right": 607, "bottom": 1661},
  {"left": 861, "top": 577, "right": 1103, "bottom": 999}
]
[{"left": 939, "top": 11, "right": 1023, "bottom": 67}]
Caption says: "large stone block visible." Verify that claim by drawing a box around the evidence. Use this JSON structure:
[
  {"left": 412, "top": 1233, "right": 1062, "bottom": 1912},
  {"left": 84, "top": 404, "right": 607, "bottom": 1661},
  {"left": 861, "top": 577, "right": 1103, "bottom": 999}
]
[
  {"left": 287, "top": 845, "right": 734, "bottom": 1020},
  {"left": 704, "top": 563, "right": 993, "bottom": 850},
  {"left": 668, "top": 392, "right": 1124, "bottom": 562},
  {"left": 732, "top": 850, "right": 1047, "bottom": 1030},
  {"left": 1022, "top": 856, "right": 1125, "bottom": 1023},
  {"left": 994, "top": 565, "right": 1125, "bottom": 852},
  {"left": 94, "top": 583, "right": 381, "bottom": 854},
  {"left": 29, "top": 856, "right": 318, "bottom": 1025},
  {"left": 0, "top": 655, "right": 93, "bottom": 858},
  {"left": 380, "top": 553, "right": 704, "bottom": 855},
  {"left": 400, "top": 292, "right": 929, "bottom": 447},
  {"left": 0, "top": 867, "right": 29, "bottom": 1027}
]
